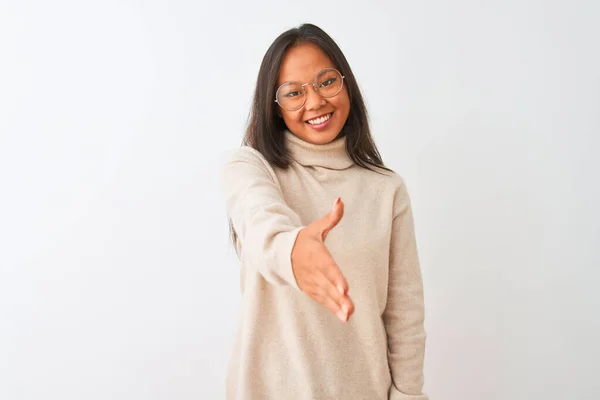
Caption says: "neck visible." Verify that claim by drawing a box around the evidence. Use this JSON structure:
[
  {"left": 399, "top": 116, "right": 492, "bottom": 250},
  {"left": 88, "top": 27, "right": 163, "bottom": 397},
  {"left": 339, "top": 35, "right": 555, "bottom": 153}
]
[{"left": 284, "top": 130, "right": 354, "bottom": 170}]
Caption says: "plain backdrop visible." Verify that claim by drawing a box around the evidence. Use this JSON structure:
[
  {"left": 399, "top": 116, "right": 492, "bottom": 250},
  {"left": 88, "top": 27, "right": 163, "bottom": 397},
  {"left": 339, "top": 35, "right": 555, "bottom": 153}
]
[{"left": 1, "top": 1, "right": 599, "bottom": 399}]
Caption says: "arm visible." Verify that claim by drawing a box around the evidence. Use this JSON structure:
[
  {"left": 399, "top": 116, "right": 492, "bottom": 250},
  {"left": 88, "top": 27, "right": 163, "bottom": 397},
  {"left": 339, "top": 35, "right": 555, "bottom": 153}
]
[
  {"left": 383, "top": 179, "right": 428, "bottom": 400},
  {"left": 220, "top": 147, "right": 304, "bottom": 289}
]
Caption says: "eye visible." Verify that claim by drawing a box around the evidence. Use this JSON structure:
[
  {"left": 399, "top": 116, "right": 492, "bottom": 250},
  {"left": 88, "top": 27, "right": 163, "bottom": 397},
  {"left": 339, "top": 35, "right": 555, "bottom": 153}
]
[
  {"left": 320, "top": 78, "right": 336, "bottom": 87},
  {"left": 284, "top": 91, "right": 302, "bottom": 98}
]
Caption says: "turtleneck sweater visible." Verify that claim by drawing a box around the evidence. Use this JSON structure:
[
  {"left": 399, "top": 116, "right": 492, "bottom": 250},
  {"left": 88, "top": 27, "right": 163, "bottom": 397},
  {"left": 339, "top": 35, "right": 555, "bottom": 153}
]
[{"left": 221, "top": 130, "right": 428, "bottom": 400}]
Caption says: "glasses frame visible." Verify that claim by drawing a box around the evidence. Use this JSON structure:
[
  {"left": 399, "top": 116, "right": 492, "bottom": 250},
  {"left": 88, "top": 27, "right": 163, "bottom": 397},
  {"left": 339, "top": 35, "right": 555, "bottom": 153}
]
[{"left": 274, "top": 68, "right": 346, "bottom": 111}]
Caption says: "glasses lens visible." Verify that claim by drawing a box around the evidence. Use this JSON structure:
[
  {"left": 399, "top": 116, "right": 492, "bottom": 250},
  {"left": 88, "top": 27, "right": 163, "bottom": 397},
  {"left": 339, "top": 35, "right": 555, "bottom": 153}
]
[
  {"left": 276, "top": 82, "right": 304, "bottom": 111},
  {"left": 315, "top": 69, "right": 343, "bottom": 98}
]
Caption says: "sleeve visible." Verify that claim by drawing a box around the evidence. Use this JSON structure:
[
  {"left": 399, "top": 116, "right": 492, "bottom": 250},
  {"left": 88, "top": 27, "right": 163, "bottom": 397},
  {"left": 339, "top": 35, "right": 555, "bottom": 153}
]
[
  {"left": 383, "top": 178, "right": 428, "bottom": 400},
  {"left": 220, "top": 146, "right": 305, "bottom": 289}
]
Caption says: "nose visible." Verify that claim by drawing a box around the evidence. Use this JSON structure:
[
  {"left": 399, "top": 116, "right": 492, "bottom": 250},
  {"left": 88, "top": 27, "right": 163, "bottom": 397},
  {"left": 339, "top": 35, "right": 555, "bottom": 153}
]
[{"left": 304, "top": 84, "right": 326, "bottom": 111}]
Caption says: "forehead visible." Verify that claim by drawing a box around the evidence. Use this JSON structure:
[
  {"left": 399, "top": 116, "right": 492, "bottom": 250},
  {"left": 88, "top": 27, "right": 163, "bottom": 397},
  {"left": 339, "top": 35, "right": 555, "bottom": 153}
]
[{"left": 278, "top": 42, "right": 336, "bottom": 85}]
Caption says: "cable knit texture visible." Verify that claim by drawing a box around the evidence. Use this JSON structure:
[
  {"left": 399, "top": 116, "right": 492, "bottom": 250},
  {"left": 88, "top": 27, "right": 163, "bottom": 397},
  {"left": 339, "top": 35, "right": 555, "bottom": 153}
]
[{"left": 221, "top": 130, "right": 428, "bottom": 400}]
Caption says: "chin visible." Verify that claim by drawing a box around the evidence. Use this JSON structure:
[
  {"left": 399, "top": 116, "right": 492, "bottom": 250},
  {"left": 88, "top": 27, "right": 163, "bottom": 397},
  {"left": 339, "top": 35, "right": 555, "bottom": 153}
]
[
  {"left": 301, "top": 118, "right": 344, "bottom": 145},
  {"left": 300, "top": 129, "right": 340, "bottom": 145}
]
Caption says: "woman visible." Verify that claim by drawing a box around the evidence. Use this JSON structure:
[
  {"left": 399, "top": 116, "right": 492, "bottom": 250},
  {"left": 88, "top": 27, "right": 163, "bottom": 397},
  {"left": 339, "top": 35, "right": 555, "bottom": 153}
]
[{"left": 221, "top": 23, "right": 428, "bottom": 400}]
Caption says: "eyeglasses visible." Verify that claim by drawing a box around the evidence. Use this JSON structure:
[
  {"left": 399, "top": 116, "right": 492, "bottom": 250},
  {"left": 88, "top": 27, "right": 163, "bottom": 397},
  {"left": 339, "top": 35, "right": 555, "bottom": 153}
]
[{"left": 274, "top": 68, "right": 345, "bottom": 111}]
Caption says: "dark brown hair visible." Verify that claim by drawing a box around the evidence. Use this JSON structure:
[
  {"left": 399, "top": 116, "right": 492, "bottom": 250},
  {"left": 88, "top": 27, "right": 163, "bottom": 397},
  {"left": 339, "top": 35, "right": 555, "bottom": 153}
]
[{"left": 230, "top": 23, "right": 390, "bottom": 248}]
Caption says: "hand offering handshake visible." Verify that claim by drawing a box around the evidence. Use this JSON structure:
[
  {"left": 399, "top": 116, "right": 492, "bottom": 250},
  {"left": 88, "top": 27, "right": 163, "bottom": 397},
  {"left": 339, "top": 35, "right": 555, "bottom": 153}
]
[{"left": 291, "top": 198, "right": 354, "bottom": 322}]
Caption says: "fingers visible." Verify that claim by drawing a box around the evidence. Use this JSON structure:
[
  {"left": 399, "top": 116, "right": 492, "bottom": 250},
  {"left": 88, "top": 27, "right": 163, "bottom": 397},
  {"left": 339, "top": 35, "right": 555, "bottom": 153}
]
[
  {"left": 314, "top": 239, "right": 353, "bottom": 322},
  {"left": 313, "top": 266, "right": 354, "bottom": 322},
  {"left": 314, "top": 290, "right": 347, "bottom": 322},
  {"left": 320, "top": 257, "right": 348, "bottom": 296}
]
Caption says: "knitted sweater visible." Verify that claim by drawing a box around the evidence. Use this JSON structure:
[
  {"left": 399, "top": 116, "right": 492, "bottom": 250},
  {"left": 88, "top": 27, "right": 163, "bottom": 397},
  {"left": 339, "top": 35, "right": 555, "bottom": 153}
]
[{"left": 221, "top": 130, "right": 428, "bottom": 400}]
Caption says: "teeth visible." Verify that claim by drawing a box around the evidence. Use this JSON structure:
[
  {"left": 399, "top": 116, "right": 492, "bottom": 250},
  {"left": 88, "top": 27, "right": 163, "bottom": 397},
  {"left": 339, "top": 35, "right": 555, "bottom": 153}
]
[{"left": 307, "top": 113, "right": 331, "bottom": 125}]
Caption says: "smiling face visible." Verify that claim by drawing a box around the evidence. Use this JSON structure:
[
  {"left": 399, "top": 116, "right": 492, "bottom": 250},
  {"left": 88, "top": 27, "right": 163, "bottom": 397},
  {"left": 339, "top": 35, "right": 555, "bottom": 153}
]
[{"left": 276, "top": 42, "right": 351, "bottom": 145}]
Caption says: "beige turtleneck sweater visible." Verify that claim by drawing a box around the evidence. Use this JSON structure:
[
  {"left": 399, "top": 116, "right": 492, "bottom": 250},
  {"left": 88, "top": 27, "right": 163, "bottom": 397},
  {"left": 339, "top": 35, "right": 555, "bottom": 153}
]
[{"left": 221, "top": 130, "right": 427, "bottom": 400}]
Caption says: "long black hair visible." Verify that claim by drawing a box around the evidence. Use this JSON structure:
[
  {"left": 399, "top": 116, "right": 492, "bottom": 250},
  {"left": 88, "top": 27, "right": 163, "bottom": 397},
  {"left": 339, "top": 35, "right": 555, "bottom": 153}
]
[{"left": 230, "top": 23, "right": 390, "bottom": 248}]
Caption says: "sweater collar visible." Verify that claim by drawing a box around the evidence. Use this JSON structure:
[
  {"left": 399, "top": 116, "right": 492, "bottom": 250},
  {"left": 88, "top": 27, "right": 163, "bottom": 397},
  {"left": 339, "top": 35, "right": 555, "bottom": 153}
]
[{"left": 284, "top": 130, "right": 354, "bottom": 170}]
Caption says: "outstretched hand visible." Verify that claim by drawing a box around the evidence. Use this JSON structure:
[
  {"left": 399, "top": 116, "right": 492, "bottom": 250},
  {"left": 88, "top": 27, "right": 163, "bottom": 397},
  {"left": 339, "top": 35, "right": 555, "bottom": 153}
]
[{"left": 291, "top": 198, "right": 354, "bottom": 322}]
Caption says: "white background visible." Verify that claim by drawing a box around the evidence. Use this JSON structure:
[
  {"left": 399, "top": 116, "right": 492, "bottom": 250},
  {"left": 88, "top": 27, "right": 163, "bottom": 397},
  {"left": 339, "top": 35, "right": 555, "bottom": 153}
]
[{"left": 1, "top": 1, "right": 599, "bottom": 399}]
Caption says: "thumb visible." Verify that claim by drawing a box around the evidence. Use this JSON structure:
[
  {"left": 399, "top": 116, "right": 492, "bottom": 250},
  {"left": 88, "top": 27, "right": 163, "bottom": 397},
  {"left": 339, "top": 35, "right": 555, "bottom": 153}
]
[{"left": 318, "top": 197, "right": 344, "bottom": 241}]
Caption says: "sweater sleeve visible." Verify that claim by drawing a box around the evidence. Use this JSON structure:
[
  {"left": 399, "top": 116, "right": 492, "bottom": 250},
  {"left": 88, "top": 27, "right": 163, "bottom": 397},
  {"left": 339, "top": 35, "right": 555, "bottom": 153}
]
[
  {"left": 384, "top": 178, "right": 428, "bottom": 400},
  {"left": 221, "top": 146, "right": 304, "bottom": 290}
]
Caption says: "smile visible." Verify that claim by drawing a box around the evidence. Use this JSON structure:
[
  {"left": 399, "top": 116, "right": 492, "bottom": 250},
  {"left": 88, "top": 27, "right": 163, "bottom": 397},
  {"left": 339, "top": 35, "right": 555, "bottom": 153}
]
[{"left": 306, "top": 113, "right": 333, "bottom": 125}]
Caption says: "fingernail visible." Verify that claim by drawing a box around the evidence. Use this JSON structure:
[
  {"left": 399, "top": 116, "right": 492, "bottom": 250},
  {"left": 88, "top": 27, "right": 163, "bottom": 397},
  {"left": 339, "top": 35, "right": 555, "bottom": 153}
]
[
  {"left": 333, "top": 197, "right": 340, "bottom": 208},
  {"left": 342, "top": 304, "right": 349, "bottom": 314},
  {"left": 337, "top": 284, "right": 345, "bottom": 295},
  {"left": 337, "top": 310, "right": 345, "bottom": 321}
]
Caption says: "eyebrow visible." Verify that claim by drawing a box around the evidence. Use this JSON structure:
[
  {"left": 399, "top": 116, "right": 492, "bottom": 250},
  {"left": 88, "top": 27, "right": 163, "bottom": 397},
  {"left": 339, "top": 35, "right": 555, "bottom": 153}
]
[{"left": 279, "top": 67, "right": 337, "bottom": 85}]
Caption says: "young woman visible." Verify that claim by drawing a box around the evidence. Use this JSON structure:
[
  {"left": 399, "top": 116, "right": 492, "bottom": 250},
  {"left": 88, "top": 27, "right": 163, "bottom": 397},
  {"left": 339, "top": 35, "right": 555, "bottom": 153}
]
[{"left": 221, "top": 23, "right": 428, "bottom": 400}]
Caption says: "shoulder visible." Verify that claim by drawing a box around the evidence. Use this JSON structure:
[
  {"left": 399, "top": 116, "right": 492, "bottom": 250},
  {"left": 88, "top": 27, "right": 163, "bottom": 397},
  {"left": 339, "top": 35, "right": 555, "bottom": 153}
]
[
  {"left": 363, "top": 164, "right": 407, "bottom": 191},
  {"left": 221, "top": 146, "right": 277, "bottom": 181},
  {"left": 363, "top": 165, "right": 412, "bottom": 215},
  {"left": 224, "top": 146, "right": 269, "bottom": 166},
  {"left": 223, "top": 146, "right": 273, "bottom": 170}
]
